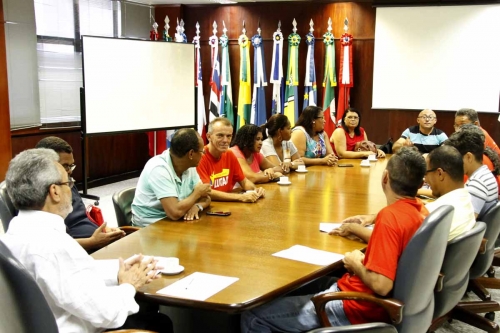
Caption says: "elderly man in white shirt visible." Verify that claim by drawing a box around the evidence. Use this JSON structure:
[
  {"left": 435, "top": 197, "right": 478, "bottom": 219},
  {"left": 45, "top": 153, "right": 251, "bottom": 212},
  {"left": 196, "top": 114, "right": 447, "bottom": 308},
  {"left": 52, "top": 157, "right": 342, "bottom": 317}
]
[{"left": 1, "top": 148, "right": 172, "bottom": 333}]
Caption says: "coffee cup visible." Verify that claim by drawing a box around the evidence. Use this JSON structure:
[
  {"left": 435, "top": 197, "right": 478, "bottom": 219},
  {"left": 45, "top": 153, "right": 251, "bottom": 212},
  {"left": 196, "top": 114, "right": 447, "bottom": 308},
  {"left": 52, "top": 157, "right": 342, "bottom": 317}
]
[
  {"left": 297, "top": 164, "right": 307, "bottom": 172},
  {"left": 368, "top": 154, "right": 377, "bottom": 161},
  {"left": 360, "top": 160, "right": 370, "bottom": 166},
  {"left": 162, "top": 257, "right": 179, "bottom": 271},
  {"left": 280, "top": 176, "right": 289, "bottom": 183}
]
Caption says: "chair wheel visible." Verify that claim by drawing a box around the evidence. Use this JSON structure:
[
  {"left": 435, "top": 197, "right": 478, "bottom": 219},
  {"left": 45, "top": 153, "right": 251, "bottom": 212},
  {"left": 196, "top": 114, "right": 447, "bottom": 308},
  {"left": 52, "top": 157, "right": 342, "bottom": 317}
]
[
  {"left": 487, "top": 266, "right": 496, "bottom": 277},
  {"left": 485, "top": 312, "right": 495, "bottom": 321},
  {"left": 94, "top": 201, "right": 99, "bottom": 206}
]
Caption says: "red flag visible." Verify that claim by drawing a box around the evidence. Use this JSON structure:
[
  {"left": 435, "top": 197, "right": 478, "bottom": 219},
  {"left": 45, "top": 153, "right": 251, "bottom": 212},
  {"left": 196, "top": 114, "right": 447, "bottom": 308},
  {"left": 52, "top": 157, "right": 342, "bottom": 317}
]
[
  {"left": 147, "top": 131, "right": 167, "bottom": 157},
  {"left": 337, "top": 33, "right": 353, "bottom": 125}
]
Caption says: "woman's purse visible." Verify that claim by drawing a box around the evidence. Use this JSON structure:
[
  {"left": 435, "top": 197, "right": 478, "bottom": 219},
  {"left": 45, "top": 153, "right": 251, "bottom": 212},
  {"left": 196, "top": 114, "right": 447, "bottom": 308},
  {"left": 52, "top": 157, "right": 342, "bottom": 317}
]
[
  {"left": 354, "top": 140, "right": 378, "bottom": 154},
  {"left": 86, "top": 205, "right": 105, "bottom": 226}
]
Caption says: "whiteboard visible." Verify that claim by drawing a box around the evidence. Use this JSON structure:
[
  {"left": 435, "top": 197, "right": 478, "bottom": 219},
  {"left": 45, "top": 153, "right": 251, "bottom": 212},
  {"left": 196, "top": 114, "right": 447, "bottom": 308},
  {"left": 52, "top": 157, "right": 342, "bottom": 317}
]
[
  {"left": 82, "top": 36, "right": 195, "bottom": 135},
  {"left": 373, "top": 5, "right": 500, "bottom": 112}
]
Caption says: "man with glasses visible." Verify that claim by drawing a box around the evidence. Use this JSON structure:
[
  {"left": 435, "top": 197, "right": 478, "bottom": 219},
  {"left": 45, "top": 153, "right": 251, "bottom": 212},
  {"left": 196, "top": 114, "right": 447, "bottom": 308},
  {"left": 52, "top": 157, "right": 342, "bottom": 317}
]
[
  {"left": 423, "top": 145, "right": 475, "bottom": 240},
  {"left": 454, "top": 108, "right": 500, "bottom": 156},
  {"left": 36, "top": 136, "right": 125, "bottom": 251},
  {"left": 132, "top": 128, "right": 211, "bottom": 227},
  {"left": 392, "top": 109, "right": 448, "bottom": 154},
  {"left": 444, "top": 130, "right": 498, "bottom": 218}
]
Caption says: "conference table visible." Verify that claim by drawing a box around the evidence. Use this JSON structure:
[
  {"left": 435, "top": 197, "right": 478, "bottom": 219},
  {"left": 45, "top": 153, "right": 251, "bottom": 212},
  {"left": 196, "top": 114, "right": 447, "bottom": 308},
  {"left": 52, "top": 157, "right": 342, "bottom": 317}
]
[{"left": 92, "top": 158, "right": 390, "bottom": 319}]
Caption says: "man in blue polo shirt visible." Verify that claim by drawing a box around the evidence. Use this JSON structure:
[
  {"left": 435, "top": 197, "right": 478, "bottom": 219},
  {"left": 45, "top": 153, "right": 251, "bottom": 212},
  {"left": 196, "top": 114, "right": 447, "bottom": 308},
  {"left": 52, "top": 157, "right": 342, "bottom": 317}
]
[
  {"left": 132, "top": 128, "right": 211, "bottom": 227},
  {"left": 392, "top": 109, "right": 448, "bottom": 154}
]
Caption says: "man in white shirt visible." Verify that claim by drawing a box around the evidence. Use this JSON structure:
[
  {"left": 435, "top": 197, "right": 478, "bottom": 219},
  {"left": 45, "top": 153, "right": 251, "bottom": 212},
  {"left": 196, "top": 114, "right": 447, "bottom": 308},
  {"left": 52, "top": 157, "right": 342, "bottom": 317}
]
[
  {"left": 445, "top": 130, "right": 499, "bottom": 218},
  {"left": 1, "top": 148, "right": 172, "bottom": 333},
  {"left": 424, "top": 145, "right": 476, "bottom": 240}
]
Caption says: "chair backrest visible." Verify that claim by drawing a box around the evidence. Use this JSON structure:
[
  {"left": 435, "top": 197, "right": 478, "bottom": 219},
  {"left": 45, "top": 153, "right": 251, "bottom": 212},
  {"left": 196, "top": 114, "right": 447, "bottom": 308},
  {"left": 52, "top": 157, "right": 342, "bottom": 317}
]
[
  {"left": 470, "top": 201, "right": 500, "bottom": 279},
  {"left": 393, "top": 205, "right": 454, "bottom": 333},
  {"left": 306, "top": 324, "right": 397, "bottom": 333},
  {"left": 433, "top": 222, "right": 486, "bottom": 319},
  {"left": 112, "top": 187, "right": 136, "bottom": 227},
  {"left": 0, "top": 181, "right": 18, "bottom": 232},
  {"left": 0, "top": 240, "right": 59, "bottom": 333}
]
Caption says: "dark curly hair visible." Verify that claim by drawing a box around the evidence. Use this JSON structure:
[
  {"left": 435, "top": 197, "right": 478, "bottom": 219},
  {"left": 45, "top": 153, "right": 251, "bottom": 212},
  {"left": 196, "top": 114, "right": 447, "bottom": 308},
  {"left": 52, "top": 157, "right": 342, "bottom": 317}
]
[
  {"left": 231, "top": 124, "right": 262, "bottom": 152},
  {"left": 341, "top": 107, "right": 362, "bottom": 137},
  {"left": 170, "top": 128, "right": 200, "bottom": 157},
  {"left": 295, "top": 106, "right": 323, "bottom": 136},
  {"left": 260, "top": 114, "right": 289, "bottom": 140},
  {"left": 35, "top": 136, "right": 73, "bottom": 154}
]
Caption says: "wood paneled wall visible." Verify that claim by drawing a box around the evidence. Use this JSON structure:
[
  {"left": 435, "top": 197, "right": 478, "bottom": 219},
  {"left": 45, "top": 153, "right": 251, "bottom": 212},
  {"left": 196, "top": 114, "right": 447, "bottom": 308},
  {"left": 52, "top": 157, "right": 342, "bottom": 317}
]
[
  {"left": 0, "top": 0, "right": 12, "bottom": 181},
  {"left": 155, "top": 2, "right": 500, "bottom": 145}
]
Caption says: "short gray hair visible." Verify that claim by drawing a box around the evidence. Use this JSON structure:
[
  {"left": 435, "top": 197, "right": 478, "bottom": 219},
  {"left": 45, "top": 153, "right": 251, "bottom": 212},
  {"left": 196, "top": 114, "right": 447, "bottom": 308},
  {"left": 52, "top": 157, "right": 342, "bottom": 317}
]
[
  {"left": 456, "top": 108, "right": 479, "bottom": 123},
  {"left": 6, "top": 148, "right": 62, "bottom": 210},
  {"left": 207, "top": 117, "right": 232, "bottom": 134}
]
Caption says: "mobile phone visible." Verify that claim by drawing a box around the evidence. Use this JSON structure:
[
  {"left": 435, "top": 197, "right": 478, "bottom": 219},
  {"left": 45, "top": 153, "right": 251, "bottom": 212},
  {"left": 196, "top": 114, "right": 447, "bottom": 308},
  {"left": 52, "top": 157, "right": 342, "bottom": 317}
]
[
  {"left": 338, "top": 164, "right": 354, "bottom": 167},
  {"left": 206, "top": 211, "right": 231, "bottom": 216}
]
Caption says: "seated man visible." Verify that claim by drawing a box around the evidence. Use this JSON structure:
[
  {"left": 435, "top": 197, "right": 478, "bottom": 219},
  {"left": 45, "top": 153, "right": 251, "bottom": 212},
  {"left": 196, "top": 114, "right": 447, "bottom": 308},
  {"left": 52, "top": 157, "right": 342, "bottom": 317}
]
[
  {"left": 241, "top": 147, "right": 428, "bottom": 332},
  {"left": 132, "top": 128, "right": 211, "bottom": 227},
  {"left": 423, "top": 145, "right": 475, "bottom": 240},
  {"left": 392, "top": 109, "right": 448, "bottom": 154},
  {"left": 197, "top": 117, "right": 265, "bottom": 203},
  {"left": 444, "top": 130, "right": 499, "bottom": 218},
  {"left": 35, "top": 136, "right": 125, "bottom": 252},
  {"left": 454, "top": 107, "right": 500, "bottom": 156},
  {"left": 2, "top": 148, "right": 172, "bottom": 332}
]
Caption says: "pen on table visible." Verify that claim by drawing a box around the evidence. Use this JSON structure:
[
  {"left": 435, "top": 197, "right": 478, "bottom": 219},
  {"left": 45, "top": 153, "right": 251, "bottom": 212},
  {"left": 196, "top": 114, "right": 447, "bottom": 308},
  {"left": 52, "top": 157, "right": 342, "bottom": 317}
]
[{"left": 185, "top": 276, "right": 195, "bottom": 290}]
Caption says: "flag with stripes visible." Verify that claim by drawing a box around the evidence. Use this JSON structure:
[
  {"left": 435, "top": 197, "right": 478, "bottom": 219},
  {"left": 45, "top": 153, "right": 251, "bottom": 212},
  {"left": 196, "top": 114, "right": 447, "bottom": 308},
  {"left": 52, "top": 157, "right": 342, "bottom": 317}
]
[
  {"left": 237, "top": 33, "right": 251, "bottom": 128},
  {"left": 322, "top": 29, "right": 337, "bottom": 137},
  {"left": 284, "top": 31, "right": 300, "bottom": 126},
  {"left": 209, "top": 34, "right": 221, "bottom": 120},
  {"left": 270, "top": 29, "right": 284, "bottom": 115},
  {"left": 303, "top": 32, "right": 317, "bottom": 109},
  {"left": 251, "top": 33, "right": 267, "bottom": 126},
  {"left": 219, "top": 31, "right": 234, "bottom": 126},
  {"left": 337, "top": 32, "right": 354, "bottom": 126},
  {"left": 193, "top": 29, "right": 206, "bottom": 142}
]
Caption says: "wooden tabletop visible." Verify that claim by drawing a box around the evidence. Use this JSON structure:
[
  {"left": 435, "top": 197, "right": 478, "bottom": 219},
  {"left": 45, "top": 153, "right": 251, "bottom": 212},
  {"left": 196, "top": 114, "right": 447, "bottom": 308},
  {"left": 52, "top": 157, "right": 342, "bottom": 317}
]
[{"left": 92, "top": 158, "right": 390, "bottom": 313}]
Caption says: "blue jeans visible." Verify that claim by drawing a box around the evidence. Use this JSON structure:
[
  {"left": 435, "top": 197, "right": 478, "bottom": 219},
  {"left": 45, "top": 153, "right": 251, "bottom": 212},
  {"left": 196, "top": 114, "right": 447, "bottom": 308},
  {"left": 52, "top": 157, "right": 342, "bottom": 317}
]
[{"left": 240, "top": 280, "right": 351, "bottom": 333}]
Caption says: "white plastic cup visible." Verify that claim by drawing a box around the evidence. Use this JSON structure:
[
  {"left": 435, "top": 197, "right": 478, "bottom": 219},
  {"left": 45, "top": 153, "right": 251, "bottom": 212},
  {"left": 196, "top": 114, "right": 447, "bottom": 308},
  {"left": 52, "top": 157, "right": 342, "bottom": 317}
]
[
  {"left": 163, "top": 257, "right": 179, "bottom": 270},
  {"left": 297, "top": 164, "right": 306, "bottom": 172},
  {"left": 280, "top": 176, "right": 289, "bottom": 183},
  {"left": 368, "top": 154, "right": 377, "bottom": 161}
]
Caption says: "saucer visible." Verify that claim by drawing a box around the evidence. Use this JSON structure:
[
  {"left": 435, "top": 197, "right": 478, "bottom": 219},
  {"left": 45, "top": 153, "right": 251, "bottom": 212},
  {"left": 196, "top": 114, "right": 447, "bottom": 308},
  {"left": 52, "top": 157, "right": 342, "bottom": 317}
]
[
  {"left": 295, "top": 169, "right": 308, "bottom": 173},
  {"left": 277, "top": 181, "right": 292, "bottom": 185},
  {"left": 360, "top": 164, "right": 371, "bottom": 167},
  {"left": 368, "top": 158, "right": 378, "bottom": 162},
  {"left": 161, "top": 265, "right": 185, "bottom": 275}
]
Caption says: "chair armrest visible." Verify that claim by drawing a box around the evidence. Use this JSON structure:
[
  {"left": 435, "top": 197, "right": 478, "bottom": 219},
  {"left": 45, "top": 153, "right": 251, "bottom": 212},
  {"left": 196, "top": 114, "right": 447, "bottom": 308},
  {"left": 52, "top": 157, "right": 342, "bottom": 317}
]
[
  {"left": 479, "top": 238, "right": 488, "bottom": 255},
  {"left": 311, "top": 291, "right": 404, "bottom": 327},
  {"left": 119, "top": 226, "right": 140, "bottom": 235},
  {"left": 435, "top": 273, "right": 445, "bottom": 292}
]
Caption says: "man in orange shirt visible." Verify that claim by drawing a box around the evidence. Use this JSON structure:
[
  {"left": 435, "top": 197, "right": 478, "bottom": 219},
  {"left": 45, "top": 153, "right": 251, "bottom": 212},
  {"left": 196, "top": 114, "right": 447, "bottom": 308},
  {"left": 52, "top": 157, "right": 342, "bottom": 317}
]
[
  {"left": 240, "top": 147, "right": 428, "bottom": 332},
  {"left": 197, "top": 117, "right": 265, "bottom": 203},
  {"left": 454, "top": 108, "right": 500, "bottom": 156}
]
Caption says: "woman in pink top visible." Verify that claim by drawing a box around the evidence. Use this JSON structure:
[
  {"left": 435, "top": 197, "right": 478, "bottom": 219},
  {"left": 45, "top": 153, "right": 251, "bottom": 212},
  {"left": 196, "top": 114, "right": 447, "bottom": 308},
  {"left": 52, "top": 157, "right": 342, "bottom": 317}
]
[
  {"left": 230, "top": 125, "right": 283, "bottom": 184},
  {"left": 330, "top": 107, "right": 385, "bottom": 159}
]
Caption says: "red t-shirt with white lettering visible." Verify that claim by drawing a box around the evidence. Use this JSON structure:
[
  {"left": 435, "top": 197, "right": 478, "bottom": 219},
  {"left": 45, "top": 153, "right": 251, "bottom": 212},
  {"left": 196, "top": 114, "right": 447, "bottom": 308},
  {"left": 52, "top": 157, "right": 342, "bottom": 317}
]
[
  {"left": 196, "top": 146, "right": 245, "bottom": 192},
  {"left": 337, "top": 198, "right": 429, "bottom": 324}
]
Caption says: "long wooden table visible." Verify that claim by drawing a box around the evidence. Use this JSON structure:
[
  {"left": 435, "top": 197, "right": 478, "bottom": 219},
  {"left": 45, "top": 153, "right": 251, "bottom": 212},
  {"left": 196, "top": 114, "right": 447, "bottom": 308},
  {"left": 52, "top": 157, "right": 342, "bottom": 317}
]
[{"left": 92, "top": 158, "right": 389, "bottom": 314}]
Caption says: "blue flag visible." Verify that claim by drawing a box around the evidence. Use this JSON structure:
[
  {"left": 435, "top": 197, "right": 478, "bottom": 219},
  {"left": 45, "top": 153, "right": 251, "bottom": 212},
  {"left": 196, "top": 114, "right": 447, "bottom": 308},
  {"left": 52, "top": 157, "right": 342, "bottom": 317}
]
[{"left": 251, "top": 34, "right": 267, "bottom": 126}]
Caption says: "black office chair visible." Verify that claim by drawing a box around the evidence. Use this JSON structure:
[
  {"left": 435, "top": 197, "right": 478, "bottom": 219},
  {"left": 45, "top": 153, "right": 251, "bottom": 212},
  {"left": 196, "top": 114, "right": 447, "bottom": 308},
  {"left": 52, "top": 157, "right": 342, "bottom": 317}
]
[
  {"left": 311, "top": 205, "right": 454, "bottom": 333},
  {"left": 429, "top": 222, "right": 486, "bottom": 330},
  {"left": 307, "top": 325, "right": 397, "bottom": 333},
  {"left": 0, "top": 181, "right": 17, "bottom": 232},
  {"left": 112, "top": 187, "right": 139, "bottom": 234}
]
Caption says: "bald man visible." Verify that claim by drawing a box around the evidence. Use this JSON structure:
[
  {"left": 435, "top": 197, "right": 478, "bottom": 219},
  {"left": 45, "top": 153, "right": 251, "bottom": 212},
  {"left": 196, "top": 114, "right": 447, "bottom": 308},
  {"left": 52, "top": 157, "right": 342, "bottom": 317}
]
[{"left": 392, "top": 109, "right": 448, "bottom": 154}]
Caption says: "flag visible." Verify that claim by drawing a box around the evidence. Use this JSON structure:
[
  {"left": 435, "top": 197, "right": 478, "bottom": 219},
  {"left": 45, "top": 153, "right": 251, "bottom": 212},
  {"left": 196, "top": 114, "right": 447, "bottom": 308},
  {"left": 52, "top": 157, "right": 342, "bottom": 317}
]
[
  {"left": 284, "top": 31, "right": 300, "bottom": 126},
  {"left": 270, "top": 29, "right": 284, "bottom": 115},
  {"left": 209, "top": 34, "right": 221, "bottom": 120},
  {"left": 237, "top": 33, "right": 251, "bottom": 129},
  {"left": 219, "top": 31, "right": 234, "bottom": 126},
  {"left": 303, "top": 32, "right": 317, "bottom": 109},
  {"left": 337, "top": 32, "right": 354, "bottom": 126},
  {"left": 322, "top": 29, "right": 337, "bottom": 137},
  {"left": 193, "top": 27, "right": 206, "bottom": 143},
  {"left": 250, "top": 33, "right": 267, "bottom": 126}
]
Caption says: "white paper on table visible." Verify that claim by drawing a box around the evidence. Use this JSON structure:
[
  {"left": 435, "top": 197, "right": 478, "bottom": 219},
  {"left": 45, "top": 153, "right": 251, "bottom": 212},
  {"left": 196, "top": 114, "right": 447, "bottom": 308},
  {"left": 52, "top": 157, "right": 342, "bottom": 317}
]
[
  {"left": 272, "top": 245, "right": 344, "bottom": 266},
  {"left": 156, "top": 272, "right": 239, "bottom": 301},
  {"left": 319, "top": 223, "right": 342, "bottom": 233}
]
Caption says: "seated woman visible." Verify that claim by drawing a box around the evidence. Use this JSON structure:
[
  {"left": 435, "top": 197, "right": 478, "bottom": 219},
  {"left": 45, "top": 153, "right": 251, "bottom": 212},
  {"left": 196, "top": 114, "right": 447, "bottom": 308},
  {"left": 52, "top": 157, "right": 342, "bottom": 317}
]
[
  {"left": 330, "top": 107, "right": 385, "bottom": 159},
  {"left": 230, "top": 124, "right": 283, "bottom": 184},
  {"left": 260, "top": 114, "right": 304, "bottom": 173},
  {"left": 290, "top": 106, "right": 338, "bottom": 166}
]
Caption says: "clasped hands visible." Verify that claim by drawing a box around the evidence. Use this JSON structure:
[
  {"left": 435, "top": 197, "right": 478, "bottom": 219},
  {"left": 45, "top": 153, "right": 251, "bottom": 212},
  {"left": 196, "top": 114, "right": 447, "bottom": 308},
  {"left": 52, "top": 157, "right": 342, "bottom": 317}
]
[
  {"left": 323, "top": 153, "right": 338, "bottom": 166},
  {"left": 280, "top": 158, "right": 304, "bottom": 173},
  {"left": 118, "top": 254, "right": 162, "bottom": 290},
  {"left": 329, "top": 214, "right": 374, "bottom": 238}
]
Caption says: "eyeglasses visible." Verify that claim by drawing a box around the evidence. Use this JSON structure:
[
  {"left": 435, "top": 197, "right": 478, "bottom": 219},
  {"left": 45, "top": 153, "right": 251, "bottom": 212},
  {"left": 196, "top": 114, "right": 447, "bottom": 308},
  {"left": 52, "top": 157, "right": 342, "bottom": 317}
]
[
  {"left": 315, "top": 116, "right": 325, "bottom": 119},
  {"left": 346, "top": 116, "right": 359, "bottom": 120},
  {"left": 54, "top": 177, "right": 75, "bottom": 188},
  {"left": 418, "top": 116, "right": 436, "bottom": 121},
  {"left": 197, "top": 150, "right": 205, "bottom": 155},
  {"left": 425, "top": 168, "right": 446, "bottom": 174},
  {"left": 61, "top": 163, "right": 76, "bottom": 172}
]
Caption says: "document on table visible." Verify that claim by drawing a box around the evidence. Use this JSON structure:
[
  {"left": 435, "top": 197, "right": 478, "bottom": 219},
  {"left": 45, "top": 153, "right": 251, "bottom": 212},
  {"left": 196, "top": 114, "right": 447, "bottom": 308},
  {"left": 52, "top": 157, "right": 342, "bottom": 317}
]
[
  {"left": 156, "top": 272, "right": 239, "bottom": 301},
  {"left": 272, "top": 245, "right": 344, "bottom": 266},
  {"left": 319, "top": 223, "right": 342, "bottom": 233}
]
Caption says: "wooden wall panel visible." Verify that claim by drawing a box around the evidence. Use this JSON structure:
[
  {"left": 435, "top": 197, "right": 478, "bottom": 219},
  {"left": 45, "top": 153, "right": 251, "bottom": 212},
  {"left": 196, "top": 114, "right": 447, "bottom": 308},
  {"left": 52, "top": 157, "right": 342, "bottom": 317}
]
[{"left": 0, "top": 0, "right": 12, "bottom": 181}]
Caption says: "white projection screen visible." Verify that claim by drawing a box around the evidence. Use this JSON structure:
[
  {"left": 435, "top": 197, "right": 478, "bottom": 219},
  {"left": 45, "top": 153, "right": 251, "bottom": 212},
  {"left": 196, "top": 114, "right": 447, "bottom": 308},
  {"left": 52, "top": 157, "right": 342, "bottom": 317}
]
[
  {"left": 82, "top": 36, "right": 195, "bottom": 135},
  {"left": 373, "top": 5, "right": 500, "bottom": 112}
]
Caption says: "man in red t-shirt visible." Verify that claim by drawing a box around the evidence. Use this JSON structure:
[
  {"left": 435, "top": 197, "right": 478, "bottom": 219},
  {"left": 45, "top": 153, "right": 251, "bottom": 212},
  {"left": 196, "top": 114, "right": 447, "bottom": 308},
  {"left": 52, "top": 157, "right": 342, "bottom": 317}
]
[
  {"left": 240, "top": 147, "right": 428, "bottom": 332},
  {"left": 197, "top": 117, "right": 265, "bottom": 203}
]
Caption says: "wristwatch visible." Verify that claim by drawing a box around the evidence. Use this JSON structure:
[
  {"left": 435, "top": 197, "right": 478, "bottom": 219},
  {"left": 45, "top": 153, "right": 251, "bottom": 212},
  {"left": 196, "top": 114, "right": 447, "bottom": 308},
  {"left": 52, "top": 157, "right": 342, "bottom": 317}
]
[{"left": 195, "top": 203, "right": 203, "bottom": 212}]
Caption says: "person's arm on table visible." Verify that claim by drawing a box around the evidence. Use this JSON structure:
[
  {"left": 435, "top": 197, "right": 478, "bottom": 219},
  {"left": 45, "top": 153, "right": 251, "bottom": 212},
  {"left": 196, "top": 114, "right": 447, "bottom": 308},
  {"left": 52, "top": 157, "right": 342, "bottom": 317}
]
[
  {"left": 183, "top": 196, "right": 211, "bottom": 221},
  {"left": 331, "top": 128, "right": 373, "bottom": 159},
  {"left": 291, "top": 131, "right": 337, "bottom": 166},
  {"left": 76, "top": 223, "right": 125, "bottom": 251},
  {"left": 160, "top": 182, "right": 211, "bottom": 220},
  {"left": 236, "top": 157, "right": 280, "bottom": 184},
  {"left": 330, "top": 223, "right": 373, "bottom": 243},
  {"left": 343, "top": 250, "right": 393, "bottom": 296}
]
